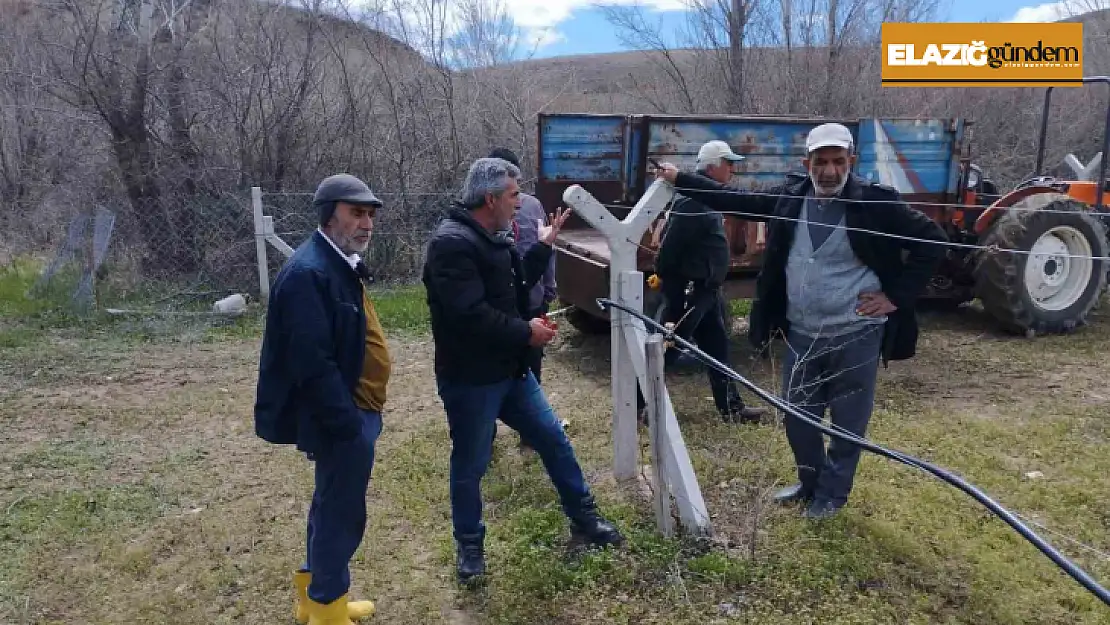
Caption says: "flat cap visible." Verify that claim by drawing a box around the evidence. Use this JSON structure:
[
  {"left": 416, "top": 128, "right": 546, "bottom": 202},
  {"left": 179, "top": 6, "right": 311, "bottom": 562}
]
[{"left": 313, "top": 174, "right": 382, "bottom": 207}]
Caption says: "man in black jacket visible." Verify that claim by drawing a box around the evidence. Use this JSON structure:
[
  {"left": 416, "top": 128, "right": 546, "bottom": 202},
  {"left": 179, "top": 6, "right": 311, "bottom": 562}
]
[
  {"left": 656, "top": 123, "right": 948, "bottom": 519},
  {"left": 650, "top": 140, "right": 767, "bottom": 424},
  {"left": 423, "top": 157, "right": 624, "bottom": 583}
]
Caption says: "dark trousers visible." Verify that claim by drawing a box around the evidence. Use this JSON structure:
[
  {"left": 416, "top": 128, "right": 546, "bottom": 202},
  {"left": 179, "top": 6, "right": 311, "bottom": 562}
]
[
  {"left": 781, "top": 325, "right": 882, "bottom": 506},
  {"left": 304, "top": 408, "right": 382, "bottom": 604},
  {"left": 637, "top": 280, "right": 744, "bottom": 415},
  {"left": 438, "top": 371, "right": 592, "bottom": 542}
]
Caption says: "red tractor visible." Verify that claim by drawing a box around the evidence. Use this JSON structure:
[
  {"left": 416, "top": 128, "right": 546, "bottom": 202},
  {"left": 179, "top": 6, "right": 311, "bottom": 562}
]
[{"left": 953, "top": 75, "right": 1110, "bottom": 335}]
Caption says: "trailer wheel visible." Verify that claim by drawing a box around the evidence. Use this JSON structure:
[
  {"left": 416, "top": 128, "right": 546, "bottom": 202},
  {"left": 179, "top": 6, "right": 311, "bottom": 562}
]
[
  {"left": 565, "top": 288, "right": 668, "bottom": 336},
  {"left": 566, "top": 307, "right": 610, "bottom": 335},
  {"left": 973, "top": 193, "right": 1108, "bottom": 335}
]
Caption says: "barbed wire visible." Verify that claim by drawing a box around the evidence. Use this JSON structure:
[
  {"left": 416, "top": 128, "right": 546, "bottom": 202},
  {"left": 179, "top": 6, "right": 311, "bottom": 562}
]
[
  {"left": 667, "top": 184, "right": 1110, "bottom": 215},
  {"left": 611, "top": 201, "right": 1110, "bottom": 262}
]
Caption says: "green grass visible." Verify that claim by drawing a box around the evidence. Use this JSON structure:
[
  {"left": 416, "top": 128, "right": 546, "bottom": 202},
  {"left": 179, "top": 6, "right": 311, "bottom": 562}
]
[
  {"left": 4, "top": 262, "right": 1110, "bottom": 624},
  {"left": 727, "top": 297, "right": 753, "bottom": 317},
  {"left": 370, "top": 284, "right": 431, "bottom": 334}
]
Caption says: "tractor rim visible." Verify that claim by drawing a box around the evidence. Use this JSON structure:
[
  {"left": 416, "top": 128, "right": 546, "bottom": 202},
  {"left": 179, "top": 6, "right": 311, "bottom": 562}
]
[{"left": 1023, "top": 225, "right": 1094, "bottom": 312}]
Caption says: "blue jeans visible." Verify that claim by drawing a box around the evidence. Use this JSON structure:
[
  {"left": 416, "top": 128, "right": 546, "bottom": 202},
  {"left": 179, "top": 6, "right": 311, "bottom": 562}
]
[
  {"left": 304, "top": 408, "right": 382, "bottom": 604},
  {"left": 437, "top": 372, "right": 592, "bottom": 541}
]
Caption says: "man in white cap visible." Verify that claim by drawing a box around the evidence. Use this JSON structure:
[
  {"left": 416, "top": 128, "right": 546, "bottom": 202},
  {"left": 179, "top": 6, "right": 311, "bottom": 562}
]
[
  {"left": 654, "top": 123, "right": 947, "bottom": 519},
  {"left": 641, "top": 139, "right": 767, "bottom": 424}
]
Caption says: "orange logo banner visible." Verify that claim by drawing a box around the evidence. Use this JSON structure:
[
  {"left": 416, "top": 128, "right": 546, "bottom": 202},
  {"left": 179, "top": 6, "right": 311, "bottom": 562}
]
[{"left": 881, "top": 22, "right": 1084, "bottom": 87}]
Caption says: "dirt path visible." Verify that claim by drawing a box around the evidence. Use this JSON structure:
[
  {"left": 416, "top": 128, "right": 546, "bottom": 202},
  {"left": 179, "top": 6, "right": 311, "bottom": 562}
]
[{"left": 0, "top": 333, "right": 482, "bottom": 625}]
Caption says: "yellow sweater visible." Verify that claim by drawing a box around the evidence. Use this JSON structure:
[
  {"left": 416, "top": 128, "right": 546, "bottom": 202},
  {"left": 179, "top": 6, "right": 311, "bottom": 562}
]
[{"left": 353, "top": 286, "right": 391, "bottom": 412}]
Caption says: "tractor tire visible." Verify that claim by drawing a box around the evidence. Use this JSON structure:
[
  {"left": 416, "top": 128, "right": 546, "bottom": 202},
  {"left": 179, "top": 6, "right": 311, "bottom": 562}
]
[{"left": 973, "top": 193, "right": 1108, "bottom": 336}]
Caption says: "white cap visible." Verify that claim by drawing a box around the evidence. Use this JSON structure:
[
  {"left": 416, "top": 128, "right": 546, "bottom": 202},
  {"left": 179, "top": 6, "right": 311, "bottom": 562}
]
[
  {"left": 696, "top": 140, "right": 745, "bottom": 165},
  {"left": 805, "top": 123, "right": 854, "bottom": 153}
]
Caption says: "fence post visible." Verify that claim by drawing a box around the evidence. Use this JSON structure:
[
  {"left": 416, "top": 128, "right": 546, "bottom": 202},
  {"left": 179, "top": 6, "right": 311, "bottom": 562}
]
[
  {"left": 562, "top": 180, "right": 673, "bottom": 481},
  {"left": 645, "top": 334, "right": 674, "bottom": 537},
  {"left": 251, "top": 186, "right": 270, "bottom": 305}
]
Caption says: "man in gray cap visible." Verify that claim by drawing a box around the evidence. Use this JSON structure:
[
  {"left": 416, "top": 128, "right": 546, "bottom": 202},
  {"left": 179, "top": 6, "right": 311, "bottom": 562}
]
[
  {"left": 254, "top": 173, "right": 389, "bottom": 623},
  {"left": 655, "top": 123, "right": 947, "bottom": 519}
]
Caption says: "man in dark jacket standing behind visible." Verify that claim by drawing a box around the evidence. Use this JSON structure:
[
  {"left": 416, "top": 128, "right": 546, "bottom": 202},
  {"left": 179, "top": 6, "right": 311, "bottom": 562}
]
[
  {"left": 650, "top": 140, "right": 766, "bottom": 424},
  {"left": 656, "top": 123, "right": 947, "bottom": 519},
  {"left": 423, "top": 157, "right": 624, "bottom": 583},
  {"left": 254, "top": 174, "right": 389, "bottom": 624}
]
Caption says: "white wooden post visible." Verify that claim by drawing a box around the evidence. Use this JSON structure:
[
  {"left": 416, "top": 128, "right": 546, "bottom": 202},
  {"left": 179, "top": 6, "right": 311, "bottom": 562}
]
[
  {"left": 562, "top": 180, "right": 713, "bottom": 536},
  {"left": 645, "top": 334, "right": 674, "bottom": 537},
  {"left": 251, "top": 186, "right": 270, "bottom": 305},
  {"left": 263, "top": 216, "right": 295, "bottom": 258},
  {"left": 620, "top": 308, "right": 712, "bottom": 535},
  {"left": 562, "top": 181, "right": 673, "bottom": 481}
]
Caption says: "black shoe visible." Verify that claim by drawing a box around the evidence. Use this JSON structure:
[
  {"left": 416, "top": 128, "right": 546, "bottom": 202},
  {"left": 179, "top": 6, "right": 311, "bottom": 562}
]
[
  {"left": 569, "top": 498, "right": 625, "bottom": 548},
  {"left": 802, "top": 499, "right": 842, "bottom": 520},
  {"left": 455, "top": 535, "right": 486, "bottom": 583},
  {"left": 772, "top": 483, "right": 814, "bottom": 505},
  {"left": 722, "top": 405, "right": 768, "bottom": 424}
]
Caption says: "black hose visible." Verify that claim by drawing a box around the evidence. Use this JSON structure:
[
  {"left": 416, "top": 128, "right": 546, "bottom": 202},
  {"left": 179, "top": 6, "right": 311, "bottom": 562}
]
[{"left": 596, "top": 297, "right": 1110, "bottom": 607}]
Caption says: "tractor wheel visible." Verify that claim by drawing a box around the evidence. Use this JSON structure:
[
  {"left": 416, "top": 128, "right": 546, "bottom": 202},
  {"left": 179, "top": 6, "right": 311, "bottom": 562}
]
[{"left": 973, "top": 193, "right": 1108, "bottom": 336}]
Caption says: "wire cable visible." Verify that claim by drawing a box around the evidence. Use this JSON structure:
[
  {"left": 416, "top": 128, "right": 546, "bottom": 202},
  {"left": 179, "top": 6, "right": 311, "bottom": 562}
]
[
  {"left": 667, "top": 183, "right": 1110, "bottom": 215},
  {"left": 596, "top": 296, "right": 1110, "bottom": 607},
  {"left": 612, "top": 199, "right": 1110, "bottom": 262}
]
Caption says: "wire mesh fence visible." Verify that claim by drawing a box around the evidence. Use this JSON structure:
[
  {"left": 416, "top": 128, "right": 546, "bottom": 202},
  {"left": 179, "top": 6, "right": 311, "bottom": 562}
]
[
  {"left": 258, "top": 190, "right": 450, "bottom": 290},
  {"left": 17, "top": 188, "right": 453, "bottom": 319}
]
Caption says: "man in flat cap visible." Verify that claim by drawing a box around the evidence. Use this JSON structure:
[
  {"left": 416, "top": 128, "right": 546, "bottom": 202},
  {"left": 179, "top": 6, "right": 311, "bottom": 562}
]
[
  {"left": 655, "top": 124, "right": 947, "bottom": 519},
  {"left": 254, "top": 173, "right": 390, "bottom": 623}
]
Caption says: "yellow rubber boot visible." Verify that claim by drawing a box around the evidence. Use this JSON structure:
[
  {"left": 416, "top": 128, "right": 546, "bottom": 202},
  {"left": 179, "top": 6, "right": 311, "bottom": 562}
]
[
  {"left": 293, "top": 570, "right": 375, "bottom": 623},
  {"left": 305, "top": 594, "right": 356, "bottom": 625}
]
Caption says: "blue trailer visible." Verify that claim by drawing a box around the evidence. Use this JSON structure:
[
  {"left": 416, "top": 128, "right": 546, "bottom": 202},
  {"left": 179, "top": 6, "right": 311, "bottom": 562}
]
[
  {"left": 536, "top": 101, "right": 1110, "bottom": 338},
  {"left": 536, "top": 112, "right": 976, "bottom": 333}
]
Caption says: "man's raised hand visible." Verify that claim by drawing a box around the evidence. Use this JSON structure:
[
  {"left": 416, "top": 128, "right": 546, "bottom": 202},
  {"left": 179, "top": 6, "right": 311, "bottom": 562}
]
[
  {"left": 655, "top": 163, "right": 679, "bottom": 184},
  {"left": 539, "top": 206, "right": 572, "bottom": 246}
]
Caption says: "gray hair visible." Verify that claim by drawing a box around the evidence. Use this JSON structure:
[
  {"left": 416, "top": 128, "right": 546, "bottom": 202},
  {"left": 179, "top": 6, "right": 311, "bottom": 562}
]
[
  {"left": 696, "top": 156, "right": 726, "bottom": 171},
  {"left": 459, "top": 157, "right": 520, "bottom": 208}
]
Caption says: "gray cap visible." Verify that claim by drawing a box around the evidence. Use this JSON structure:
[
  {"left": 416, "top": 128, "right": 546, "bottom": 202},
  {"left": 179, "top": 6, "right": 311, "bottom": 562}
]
[{"left": 313, "top": 174, "right": 383, "bottom": 207}]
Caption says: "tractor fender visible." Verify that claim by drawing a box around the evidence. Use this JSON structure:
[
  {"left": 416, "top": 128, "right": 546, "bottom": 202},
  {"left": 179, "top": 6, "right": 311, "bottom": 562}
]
[{"left": 973, "top": 186, "right": 1065, "bottom": 236}]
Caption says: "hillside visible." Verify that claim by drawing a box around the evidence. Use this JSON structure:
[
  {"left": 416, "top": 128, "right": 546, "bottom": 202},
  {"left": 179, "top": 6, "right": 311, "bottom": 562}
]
[{"left": 469, "top": 9, "right": 1110, "bottom": 190}]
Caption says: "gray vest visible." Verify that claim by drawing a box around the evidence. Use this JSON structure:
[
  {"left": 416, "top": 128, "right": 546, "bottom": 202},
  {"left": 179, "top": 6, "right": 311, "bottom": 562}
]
[{"left": 785, "top": 199, "right": 887, "bottom": 339}]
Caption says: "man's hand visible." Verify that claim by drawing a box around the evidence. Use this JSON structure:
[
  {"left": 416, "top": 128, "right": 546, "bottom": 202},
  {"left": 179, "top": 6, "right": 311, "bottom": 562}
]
[
  {"left": 528, "top": 317, "right": 557, "bottom": 346},
  {"left": 857, "top": 292, "right": 897, "bottom": 317},
  {"left": 538, "top": 206, "right": 572, "bottom": 246},
  {"left": 655, "top": 163, "right": 679, "bottom": 184}
]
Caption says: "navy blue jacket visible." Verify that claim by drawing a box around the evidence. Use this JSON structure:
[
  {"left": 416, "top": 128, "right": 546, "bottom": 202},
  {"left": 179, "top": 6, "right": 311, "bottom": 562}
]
[
  {"left": 422, "top": 205, "right": 553, "bottom": 385},
  {"left": 254, "top": 231, "right": 369, "bottom": 454}
]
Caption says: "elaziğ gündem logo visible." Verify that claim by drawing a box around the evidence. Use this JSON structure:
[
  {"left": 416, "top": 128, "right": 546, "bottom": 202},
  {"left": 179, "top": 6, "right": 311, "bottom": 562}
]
[{"left": 881, "top": 23, "right": 1084, "bottom": 87}]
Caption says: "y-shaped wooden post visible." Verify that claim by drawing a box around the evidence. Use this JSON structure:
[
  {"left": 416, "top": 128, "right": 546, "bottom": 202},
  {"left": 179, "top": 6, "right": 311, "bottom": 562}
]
[{"left": 561, "top": 181, "right": 673, "bottom": 481}]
